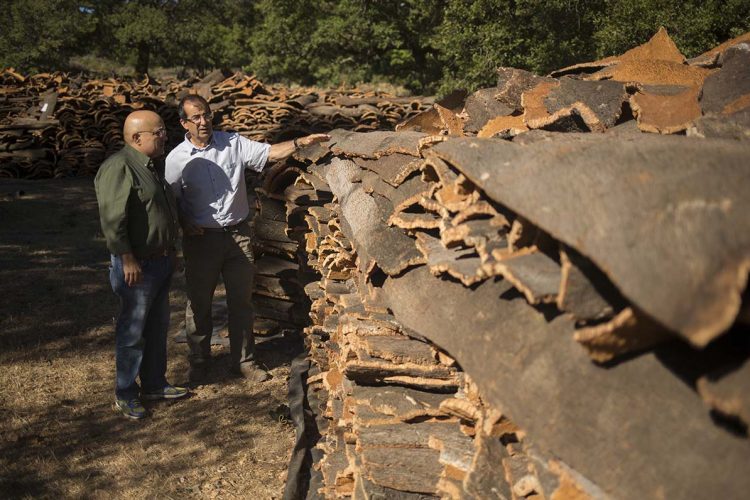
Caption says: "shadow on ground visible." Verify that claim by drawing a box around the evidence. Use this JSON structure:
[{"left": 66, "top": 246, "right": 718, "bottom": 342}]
[{"left": 0, "top": 178, "right": 297, "bottom": 498}]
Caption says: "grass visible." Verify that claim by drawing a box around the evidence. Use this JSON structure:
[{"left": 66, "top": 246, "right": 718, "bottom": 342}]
[{"left": 0, "top": 178, "right": 296, "bottom": 499}]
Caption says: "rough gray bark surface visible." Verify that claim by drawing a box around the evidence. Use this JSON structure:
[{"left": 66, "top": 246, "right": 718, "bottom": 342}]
[
  {"left": 430, "top": 135, "right": 750, "bottom": 347},
  {"left": 382, "top": 266, "right": 750, "bottom": 500}
]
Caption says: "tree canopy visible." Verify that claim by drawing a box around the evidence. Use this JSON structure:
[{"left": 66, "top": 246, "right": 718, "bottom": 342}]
[{"left": 1, "top": 0, "right": 748, "bottom": 95}]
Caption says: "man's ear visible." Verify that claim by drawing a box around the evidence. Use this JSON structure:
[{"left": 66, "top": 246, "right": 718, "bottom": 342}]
[
  {"left": 132, "top": 132, "right": 141, "bottom": 145},
  {"left": 180, "top": 119, "right": 190, "bottom": 131}
]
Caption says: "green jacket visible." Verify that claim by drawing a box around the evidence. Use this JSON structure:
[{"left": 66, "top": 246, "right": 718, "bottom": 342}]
[{"left": 94, "top": 145, "right": 178, "bottom": 259}]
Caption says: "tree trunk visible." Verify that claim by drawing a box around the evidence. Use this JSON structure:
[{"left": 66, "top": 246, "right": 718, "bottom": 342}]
[{"left": 135, "top": 42, "right": 150, "bottom": 76}]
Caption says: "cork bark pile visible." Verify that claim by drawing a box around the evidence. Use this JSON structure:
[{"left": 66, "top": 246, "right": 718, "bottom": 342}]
[
  {"left": 251, "top": 29, "right": 750, "bottom": 499},
  {"left": 0, "top": 69, "right": 432, "bottom": 179}
]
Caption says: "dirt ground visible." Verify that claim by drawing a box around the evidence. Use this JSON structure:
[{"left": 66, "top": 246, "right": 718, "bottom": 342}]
[{"left": 0, "top": 178, "right": 297, "bottom": 499}]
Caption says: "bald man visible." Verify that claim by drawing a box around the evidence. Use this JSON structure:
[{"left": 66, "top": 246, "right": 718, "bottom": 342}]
[{"left": 95, "top": 110, "right": 188, "bottom": 420}]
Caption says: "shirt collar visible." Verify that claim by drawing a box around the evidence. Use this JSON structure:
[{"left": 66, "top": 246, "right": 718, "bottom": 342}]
[{"left": 185, "top": 132, "right": 215, "bottom": 155}]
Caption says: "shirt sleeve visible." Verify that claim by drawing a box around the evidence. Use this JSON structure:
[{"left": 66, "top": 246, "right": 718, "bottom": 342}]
[
  {"left": 94, "top": 160, "right": 132, "bottom": 255},
  {"left": 236, "top": 134, "right": 271, "bottom": 173},
  {"left": 164, "top": 151, "right": 184, "bottom": 203}
]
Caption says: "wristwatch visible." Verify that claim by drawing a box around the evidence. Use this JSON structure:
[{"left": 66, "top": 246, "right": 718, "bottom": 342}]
[{"left": 293, "top": 138, "right": 300, "bottom": 148}]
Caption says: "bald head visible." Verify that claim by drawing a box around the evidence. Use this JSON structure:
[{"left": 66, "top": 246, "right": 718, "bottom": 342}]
[{"left": 123, "top": 110, "right": 166, "bottom": 158}]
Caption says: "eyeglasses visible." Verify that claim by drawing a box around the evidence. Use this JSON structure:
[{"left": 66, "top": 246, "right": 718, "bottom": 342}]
[
  {"left": 137, "top": 128, "right": 167, "bottom": 138},
  {"left": 184, "top": 111, "right": 213, "bottom": 124}
]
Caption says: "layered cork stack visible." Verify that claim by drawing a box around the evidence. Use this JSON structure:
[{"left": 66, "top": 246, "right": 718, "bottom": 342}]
[
  {"left": 0, "top": 69, "right": 432, "bottom": 178},
  {"left": 255, "top": 29, "right": 750, "bottom": 499}
]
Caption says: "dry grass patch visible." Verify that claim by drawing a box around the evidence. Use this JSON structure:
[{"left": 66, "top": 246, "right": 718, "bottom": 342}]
[{"left": 0, "top": 178, "right": 296, "bottom": 499}]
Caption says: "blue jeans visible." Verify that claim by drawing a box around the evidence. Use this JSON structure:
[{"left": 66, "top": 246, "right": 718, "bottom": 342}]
[{"left": 109, "top": 254, "right": 173, "bottom": 400}]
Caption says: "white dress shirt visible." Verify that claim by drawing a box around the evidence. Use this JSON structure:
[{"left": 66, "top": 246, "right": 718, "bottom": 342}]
[{"left": 165, "top": 131, "right": 271, "bottom": 228}]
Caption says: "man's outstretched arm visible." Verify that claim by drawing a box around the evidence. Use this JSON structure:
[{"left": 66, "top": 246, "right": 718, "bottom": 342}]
[{"left": 268, "top": 133, "right": 331, "bottom": 163}]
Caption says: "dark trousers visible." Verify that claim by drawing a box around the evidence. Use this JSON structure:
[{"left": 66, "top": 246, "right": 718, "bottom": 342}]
[
  {"left": 109, "top": 254, "right": 173, "bottom": 400},
  {"left": 183, "top": 221, "right": 256, "bottom": 368}
]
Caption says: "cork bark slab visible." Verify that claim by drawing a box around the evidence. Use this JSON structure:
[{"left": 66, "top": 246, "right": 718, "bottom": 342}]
[
  {"left": 282, "top": 184, "right": 331, "bottom": 205},
  {"left": 477, "top": 114, "right": 528, "bottom": 138},
  {"left": 503, "top": 452, "right": 542, "bottom": 498},
  {"left": 353, "top": 474, "right": 439, "bottom": 499},
  {"left": 435, "top": 104, "right": 465, "bottom": 136},
  {"left": 587, "top": 59, "right": 713, "bottom": 87},
  {"left": 551, "top": 27, "right": 686, "bottom": 77},
  {"left": 340, "top": 331, "right": 459, "bottom": 386},
  {"left": 354, "top": 473, "right": 439, "bottom": 499},
  {"left": 359, "top": 446, "right": 443, "bottom": 495},
  {"left": 295, "top": 170, "right": 331, "bottom": 194},
  {"left": 355, "top": 421, "right": 461, "bottom": 449},
  {"left": 495, "top": 67, "right": 556, "bottom": 110},
  {"left": 254, "top": 217, "right": 295, "bottom": 243},
  {"left": 257, "top": 195, "right": 288, "bottom": 222},
  {"left": 689, "top": 110, "right": 750, "bottom": 141},
  {"left": 389, "top": 175, "right": 436, "bottom": 214},
  {"left": 328, "top": 129, "right": 427, "bottom": 158},
  {"left": 630, "top": 84, "right": 701, "bottom": 134},
  {"left": 430, "top": 136, "right": 750, "bottom": 347},
  {"left": 326, "top": 157, "right": 425, "bottom": 276},
  {"left": 480, "top": 249, "right": 561, "bottom": 305},
  {"left": 382, "top": 266, "right": 750, "bottom": 499},
  {"left": 308, "top": 205, "right": 334, "bottom": 223},
  {"left": 256, "top": 239, "right": 298, "bottom": 257},
  {"left": 700, "top": 45, "right": 750, "bottom": 116},
  {"left": 430, "top": 429, "right": 475, "bottom": 473},
  {"left": 523, "top": 78, "right": 628, "bottom": 132},
  {"left": 395, "top": 106, "right": 443, "bottom": 135},
  {"left": 440, "top": 218, "right": 507, "bottom": 249},
  {"left": 253, "top": 295, "right": 308, "bottom": 326},
  {"left": 353, "top": 153, "right": 422, "bottom": 187},
  {"left": 463, "top": 88, "right": 514, "bottom": 133},
  {"left": 557, "top": 245, "right": 619, "bottom": 322},
  {"left": 361, "top": 334, "right": 438, "bottom": 366},
  {"left": 358, "top": 170, "right": 398, "bottom": 200},
  {"left": 463, "top": 432, "right": 512, "bottom": 499},
  {"left": 574, "top": 307, "right": 673, "bottom": 363},
  {"left": 697, "top": 358, "right": 750, "bottom": 427},
  {"left": 303, "top": 281, "right": 325, "bottom": 301},
  {"left": 306, "top": 163, "right": 330, "bottom": 184},
  {"left": 254, "top": 275, "right": 300, "bottom": 301},
  {"left": 389, "top": 211, "right": 442, "bottom": 230},
  {"left": 319, "top": 434, "right": 352, "bottom": 497},
  {"left": 254, "top": 255, "right": 299, "bottom": 278},
  {"left": 350, "top": 385, "right": 450, "bottom": 424},
  {"left": 416, "top": 233, "right": 485, "bottom": 286},
  {"left": 690, "top": 46, "right": 750, "bottom": 140},
  {"left": 688, "top": 31, "right": 750, "bottom": 67}
]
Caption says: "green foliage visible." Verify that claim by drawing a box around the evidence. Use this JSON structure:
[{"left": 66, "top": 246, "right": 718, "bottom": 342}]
[
  {"left": 106, "top": 0, "right": 174, "bottom": 74},
  {"left": 1, "top": 0, "right": 748, "bottom": 94},
  {"left": 593, "top": 0, "right": 750, "bottom": 59},
  {"left": 247, "top": 0, "right": 443, "bottom": 92},
  {"left": 247, "top": 0, "right": 318, "bottom": 84},
  {"left": 166, "top": 0, "right": 257, "bottom": 71},
  {"left": 0, "top": 0, "right": 96, "bottom": 72},
  {"left": 434, "top": 0, "right": 601, "bottom": 95}
]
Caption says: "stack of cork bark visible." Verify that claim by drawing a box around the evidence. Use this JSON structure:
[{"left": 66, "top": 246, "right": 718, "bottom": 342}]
[
  {"left": 264, "top": 29, "right": 749, "bottom": 499},
  {"left": 0, "top": 68, "right": 432, "bottom": 179}
]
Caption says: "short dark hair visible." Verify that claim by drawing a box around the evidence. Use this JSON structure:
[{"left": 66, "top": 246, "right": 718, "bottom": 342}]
[{"left": 178, "top": 94, "right": 210, "bottom": 121}]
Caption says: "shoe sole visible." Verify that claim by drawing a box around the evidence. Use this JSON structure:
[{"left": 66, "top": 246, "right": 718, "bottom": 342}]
[
  {"left": 113, "top": 403, "right": 146, "bottom": 420},
  {"left": 141, "top": 391, "right": 189, "bottom": 401}
]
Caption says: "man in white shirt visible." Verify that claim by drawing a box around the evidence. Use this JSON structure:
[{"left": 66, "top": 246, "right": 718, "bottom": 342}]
[{"left": 165, "top": 94, "right": 329, "bottom": 383}]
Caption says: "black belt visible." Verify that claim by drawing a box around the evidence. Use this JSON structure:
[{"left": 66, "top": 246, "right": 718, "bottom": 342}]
[{"left": 201, "top": 219, "right": 249, "bottom": 233}]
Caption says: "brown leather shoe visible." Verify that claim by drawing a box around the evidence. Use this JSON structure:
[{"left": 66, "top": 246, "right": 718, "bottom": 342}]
[{"left": 238, "top": 362, "right": 271, "bottom": 383}]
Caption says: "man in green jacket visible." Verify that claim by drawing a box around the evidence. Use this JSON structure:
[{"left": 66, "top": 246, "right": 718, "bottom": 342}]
[{"left": 94, "top": 110, "right": 188, "bottom": 420}]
